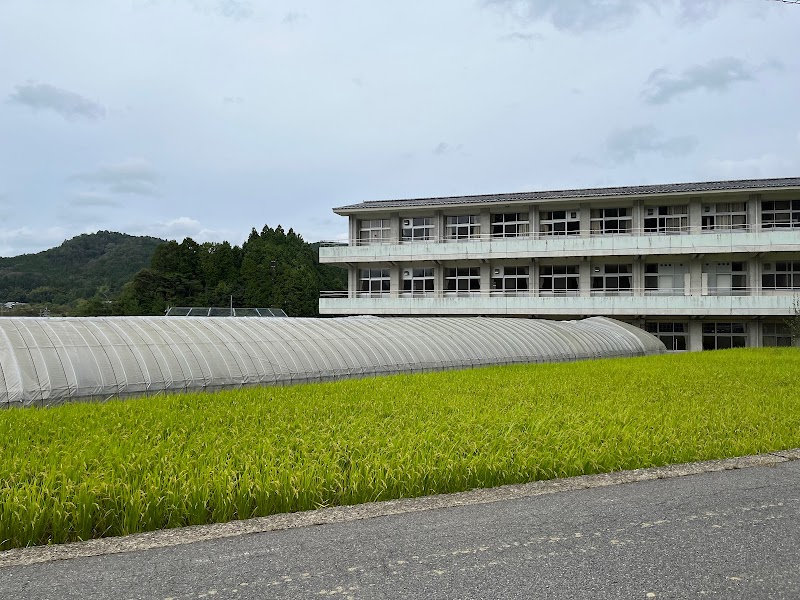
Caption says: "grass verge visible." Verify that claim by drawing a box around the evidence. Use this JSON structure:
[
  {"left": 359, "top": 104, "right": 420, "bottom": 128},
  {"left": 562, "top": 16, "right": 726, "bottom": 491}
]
[{"left": 2, "top": 348, "right": 799, "bottom": 550}]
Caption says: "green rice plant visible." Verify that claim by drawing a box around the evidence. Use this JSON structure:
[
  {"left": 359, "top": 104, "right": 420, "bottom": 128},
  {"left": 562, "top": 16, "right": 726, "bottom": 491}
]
[{"left": 1, "top": 348, "right": 799, "bottom": 550}]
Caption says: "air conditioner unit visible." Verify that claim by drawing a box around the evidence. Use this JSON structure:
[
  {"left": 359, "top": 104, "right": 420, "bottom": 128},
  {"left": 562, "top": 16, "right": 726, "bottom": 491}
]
[
  {"left": 403, "top": 270, "right": 411, "bottom": 278},
  {"left": 403, "top": 219, "right": 411, "bottom": 227},
  {"left": 703, "top": 206, "right": 711, "bottom": 213},
  {"left": 493, "top": 268, "right": 501, "bottom": 276},
  {"left": 569, "top": 211, "right": 577, "bottom": 219},
  {"left": 646, "top": 208, "right": 655, "bottom": 216}
]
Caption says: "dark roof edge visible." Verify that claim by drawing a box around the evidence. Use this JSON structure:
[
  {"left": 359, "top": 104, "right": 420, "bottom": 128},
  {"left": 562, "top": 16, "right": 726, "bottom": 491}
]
[{"left": 333, "top": 177, "right": 800, "bottom": 212}]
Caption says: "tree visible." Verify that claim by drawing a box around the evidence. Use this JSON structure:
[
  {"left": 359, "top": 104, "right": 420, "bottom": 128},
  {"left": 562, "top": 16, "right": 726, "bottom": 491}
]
[{"left": 785, "top": 296, "right": 800, "bottom": 347}]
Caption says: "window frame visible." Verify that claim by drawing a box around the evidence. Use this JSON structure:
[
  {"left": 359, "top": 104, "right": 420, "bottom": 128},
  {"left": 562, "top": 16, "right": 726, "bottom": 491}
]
[
  {"left": 539, "top": 264, "right": 580, "bottom": 296},
  {"left": 701, "top": 202, "right": 748, "bottom": 231},
  {"left": 590, "top": 207, "right": 632, "bottom": 235},
  {"left": 643, "top": 204, "right": 689, "bottom": 234},
  {"left": 539, "top": 209, "right": 580, "bottom": 236},
  {"left": 401, "top": 267, "right": 435, "bottom": 296},
  {"left": 591, "top": 263, "right": 633, "bottom": 296},
  {"left": 357, "top": 268, "right": 390, "bottom": 297},
  {"left": 401, "top": 217, "right": 434, "bottom": 242},
  {"left": 761, "top": 200, "right": 800, "bottom": 229},
  {"left": 444, "top": 266, "right": 481, "bottom": 295},
  {"left": 490, "top": 213, "right": 529, "bottom": 238},
  {"left": 491, "top": 265, "right": 530, "bottom": 295},
  {"left": 445, "top": 215, "right": 481, "bottom": 241},
  {"left": 701, "top": 322, "right": 747, "bottom": 350},
  {"left": 358, "top": 219, "right": 391, "bottom": 245}
]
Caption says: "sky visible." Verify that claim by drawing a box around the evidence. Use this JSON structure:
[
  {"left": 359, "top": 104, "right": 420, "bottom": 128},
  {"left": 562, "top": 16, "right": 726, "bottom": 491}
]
[{"left": 1, "top": 0, "right": 799, "bottom": 256}]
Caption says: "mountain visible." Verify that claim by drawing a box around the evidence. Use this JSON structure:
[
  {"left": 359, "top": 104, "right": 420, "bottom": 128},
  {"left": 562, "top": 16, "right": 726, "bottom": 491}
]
[{"left": 0, "top": 231, "right": 165, "bottom": 306}]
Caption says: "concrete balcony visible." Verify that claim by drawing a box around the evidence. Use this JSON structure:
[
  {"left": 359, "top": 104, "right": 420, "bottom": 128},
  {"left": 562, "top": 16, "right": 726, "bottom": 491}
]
[
  {"left": 319, "top": 290, "right": 799, "bottom": 317},
  {"left": 319, "top": 228, "right": 800, "bottom": 264}
]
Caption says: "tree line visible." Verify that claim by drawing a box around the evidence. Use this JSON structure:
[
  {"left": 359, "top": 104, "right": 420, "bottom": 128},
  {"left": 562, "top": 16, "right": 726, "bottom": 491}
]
[{"left": 76, "top": 225, "right": 346, "bottom": 317}]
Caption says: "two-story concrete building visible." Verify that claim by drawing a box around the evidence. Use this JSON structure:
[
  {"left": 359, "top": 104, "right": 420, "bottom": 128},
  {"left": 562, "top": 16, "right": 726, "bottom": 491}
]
[{"left": 319, "top": 177, "right": 800, "bottom": 350}]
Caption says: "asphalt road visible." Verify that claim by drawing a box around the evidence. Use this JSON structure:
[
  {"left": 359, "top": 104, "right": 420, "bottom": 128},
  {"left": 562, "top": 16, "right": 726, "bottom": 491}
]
[{"left": 2, "top": 457, "right": 799, "bottom": 600}]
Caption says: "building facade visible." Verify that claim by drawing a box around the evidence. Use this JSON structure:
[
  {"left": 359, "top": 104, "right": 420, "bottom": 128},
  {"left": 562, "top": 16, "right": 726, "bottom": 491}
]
[{"left": 319, "top": 177, "right": 800, "bottom": 350}]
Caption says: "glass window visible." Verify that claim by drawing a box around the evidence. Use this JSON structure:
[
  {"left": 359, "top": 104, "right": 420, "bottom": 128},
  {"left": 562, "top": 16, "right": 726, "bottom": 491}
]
[
  {"left": 644, "top": 262, "right": 688, "bottom": 296},
  {"left": 644, "top": 322, "right": 688, "bottom": 351},
  {"left": 704, "top": 262, "right": 747, "bottom": 296},
  {"left": 763, "top": 323, "right": 793, "bottom": 347},
  {"left": 491, "top": 266, "right": 529, "bottom": 295},
  {"left": 444, "top": 267, "right": 481, "bottom": 295},
  {"left": 358, "top": 219, "right": 390, "bottom": 245},
  {"left": 540, "top": 209, "right": 580, "bottom": 236},
  {"left": 702, "top": 322, "right": 747, "bottom": 350},
  {"left": 539, "top": 264, "right": 579, "bottom": 295},
  {"left": 357, "top": 268, "right": 390, "bottom": 297},
  {"left": 762, "top": 200, "right": 800, "bottom": 229},
  {"left": 591, "top": 264, "right": 633, "bottom": 295},
  {"left": 590, "top": 207, "right": 632, "bottom": 235},
  {"left": 701, "top": 202, "right": 747, "bottom": 231},
  {"left": 445, "top": 215, "right": 480, "bottom": 240},
  {"left": 401, "top": 267, "right": 434, "bottom": 296},
  {"left": 643, "top": 205, "right": 688, "bottom": 234},
  {"left": 491, "top": 213, "right": 529, "bottom": 238},
  {"left": 762, "top": 261, "right": 800, "bottom": 290},
  {"left": 401, "top": 217, "right": 434, "bottom": 242}
]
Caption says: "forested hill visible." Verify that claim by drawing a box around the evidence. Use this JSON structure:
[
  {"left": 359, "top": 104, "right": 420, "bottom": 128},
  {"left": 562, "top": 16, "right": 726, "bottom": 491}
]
[{"left": 0, "top": 231, "right": 164, "bottom": 305}]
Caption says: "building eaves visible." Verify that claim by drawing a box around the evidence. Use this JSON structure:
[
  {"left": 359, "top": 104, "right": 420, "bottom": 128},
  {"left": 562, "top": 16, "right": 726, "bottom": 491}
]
[{"left": 333, "top": 177, "right": 800, "bottom": 213}]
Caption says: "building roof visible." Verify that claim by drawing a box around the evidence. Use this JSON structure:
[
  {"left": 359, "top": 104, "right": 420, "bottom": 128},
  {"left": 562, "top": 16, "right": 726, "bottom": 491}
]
[{"left": 334, "top": 176, "right": 800, "bottom": 213}]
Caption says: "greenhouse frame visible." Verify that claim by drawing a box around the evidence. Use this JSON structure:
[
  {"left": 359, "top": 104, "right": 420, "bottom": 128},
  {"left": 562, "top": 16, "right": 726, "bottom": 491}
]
[{"left": 0, "top": 316, "right": 665, "bottom": 407}]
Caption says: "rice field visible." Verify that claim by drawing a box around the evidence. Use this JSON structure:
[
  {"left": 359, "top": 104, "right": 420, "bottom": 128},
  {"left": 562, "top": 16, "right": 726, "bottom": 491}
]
[{"left": 1, "top": 348, "right": 799, "bottom": 551}]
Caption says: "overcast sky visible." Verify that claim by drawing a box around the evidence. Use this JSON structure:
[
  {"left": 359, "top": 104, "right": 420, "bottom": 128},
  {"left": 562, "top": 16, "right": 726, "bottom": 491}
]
[{"left": 1, "top": 0, "right": 798, "bottom": 256}]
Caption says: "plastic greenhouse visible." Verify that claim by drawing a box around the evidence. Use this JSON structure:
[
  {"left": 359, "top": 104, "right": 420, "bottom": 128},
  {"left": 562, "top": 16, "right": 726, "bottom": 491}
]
[{"left": 0, "top": 316, "right": 665, "bottom": 407}]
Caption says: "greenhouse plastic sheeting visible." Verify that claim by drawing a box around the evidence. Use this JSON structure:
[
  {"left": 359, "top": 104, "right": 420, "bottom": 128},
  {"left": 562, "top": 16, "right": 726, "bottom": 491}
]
[{"left": 0, "top": 316, "right": 665, "bottom": 407}]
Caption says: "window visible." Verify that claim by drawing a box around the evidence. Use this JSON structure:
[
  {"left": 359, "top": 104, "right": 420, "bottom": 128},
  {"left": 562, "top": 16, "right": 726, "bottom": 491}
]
[
  {"left": 644, "top": 262, "right": 687, "bottom": 296},
  {"left": 358, "top": 219, "right": 390, "bottom": 245},
  {"left": 444, "top": 267, "right": 481, "bottom": 295},
  {"left": 491, "top": 213, "right": 529, "bottom": 238},
  {"left": 539, "top": 265, "right": 579, "bottom": 295},
  {"left": 401, "top": 217, "right": 433, "bottom": 242},
  {"left": 643, "top": 205, "right": 688, "bottom": 234},
  {"left": 591, "top": 264, "right": 633, "bottom": 295},
  {"left": 763, "top": 323, "right": 793, "bottom": 347},
  {"left": 402, "top": 267, "right": 434, "bottom": 296},
  {"left": 445, "top": 215, "right": 480, "bottom": 240},
  {"left": 701, "top": 202, "right": 747, "bottom": 231},
  {"left": 702, "top": 322, "right": 746, "bottom": 350},
  {"left": 705, "top": 262, "right": 746, "bottom": 296},
  {"left": 762, "top": 261, "right": 800, "bottom": 290},
  {"left": 540, "top": 209, "right": 580, "bottom": 236},
  {"left": 358, "top": 268, "right": 390, "bottom": 297},
  {"left": 761, "top": 200, "right": 800, "bottom": 228},
  {"left": 491, "top": 266, "right": 529, "bottom": 295},
  {"left": 645, "top": 322, "right": 688, "bottom": 351},
  {"left": 590, "top": 207, "right": 632, "bottom": 235}
]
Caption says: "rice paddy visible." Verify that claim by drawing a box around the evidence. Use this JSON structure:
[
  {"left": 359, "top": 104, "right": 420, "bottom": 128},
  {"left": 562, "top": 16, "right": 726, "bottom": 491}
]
[{"left": 1, "top": 347, "right": 799, "bottom": 551}]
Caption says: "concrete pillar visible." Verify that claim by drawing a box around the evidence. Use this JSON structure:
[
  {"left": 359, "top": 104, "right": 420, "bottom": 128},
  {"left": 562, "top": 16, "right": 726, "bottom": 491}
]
[
  {"left": 434, "top": 264, "right": 444, "bottom": 298},
  {"left": 688, "top": 320, "right": 703, "bottom": 352},
  {"left": 748, "top": 257, "right": 761, "bottom": 297},
  {"left": 748, "top": 195, "right": 761, "bottom": 230},
  {"left": 689, "top": 258, "right": 703, "bottom": 296},
  {"left": 479, "top": 208, "right": 491, "bottom": 240},
  {"left": 632, "top": 257, "right": 644, "bottom": 296},
  {"left": 349, "top": 216, "right": 358, "bottom": 244},
  {"left": 747, "top": 319, "right": 759, "bottom": 348},
  {"left": 580, "top": 260, "right": 591, "bottom": 297},
  {"left": 390, "top": 212, "right": 401, "bottom": 244},
  {"left": 480, "top": 263, "right": 491, "bottom": 297},
  {"left": 529, "top": 205, "right": 539, "bottom": 239},
  {"left": 434, "top": 210, "right": 443, "bottom": 242},
  {"left": 689, "top": 196, "right": 702, "bottom": 234},
  {"left": 389, "top": 265, "right": 401, "bottom": 298},
  {"left": 530, "top": 259, "right": 539, "bottom": 297},
  {"left": 631, "top": 200, "right": 643, "bottom": 235},
  {"left": 348, "top": 265, "right": 358, "bottom": 298},
  {"left": 579, "top": 203, "right": 591, "bottom": 238}
]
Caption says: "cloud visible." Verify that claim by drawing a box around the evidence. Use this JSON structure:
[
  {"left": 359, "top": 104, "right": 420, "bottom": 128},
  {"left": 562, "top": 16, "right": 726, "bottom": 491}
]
[
  {"left": 0, "top": 226, "right": 72, "bottom": 258},
  {"left": 69, "top": 192, "right": 122, "bottom": 208},
  {"left": 484, "top": 0, "right": 650, "bottom": 32},
  {"left": 223, "top": 96, "right": 244, "bottom": 104},
  {"left": 707, "top": 153, "right": 799, "bottom": 179},
  {"left": 499, "top": 31, "right": 544, "bottom": 42},
  {"left": 7, "top": 83, "right": 106, "bottom": 121},
  {"left": 138, "top": 217, "right": 228, "bottom": 242},
  {"left": 69, "top": 158, "right": 160, "bottom": 197},
  {"left": 676, "top": 0, "right": 723, "bottom": 24},
  {"left": 216, "top": 0, "right": 253, "bottom": 20},
  {"left": 432, "top": 142, "right": 466, "bottom": 156},
  {"left": 282, "top": 11, "right": 308, "bottom": 25},
  {"left": 606, "top": 125, "right": 697, "bottom": 162},
  {"left": 642, "top": 57, "right": 781, "bottom": 105}
]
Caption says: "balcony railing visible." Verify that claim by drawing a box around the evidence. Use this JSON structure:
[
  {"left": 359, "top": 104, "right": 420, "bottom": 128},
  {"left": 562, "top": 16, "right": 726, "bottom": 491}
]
[
  {"left": 321, "top": 287, "right": 800, "bottom": 300},
  {"left": 319, "top": 223, "right": 799, "bottom": 248}
]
